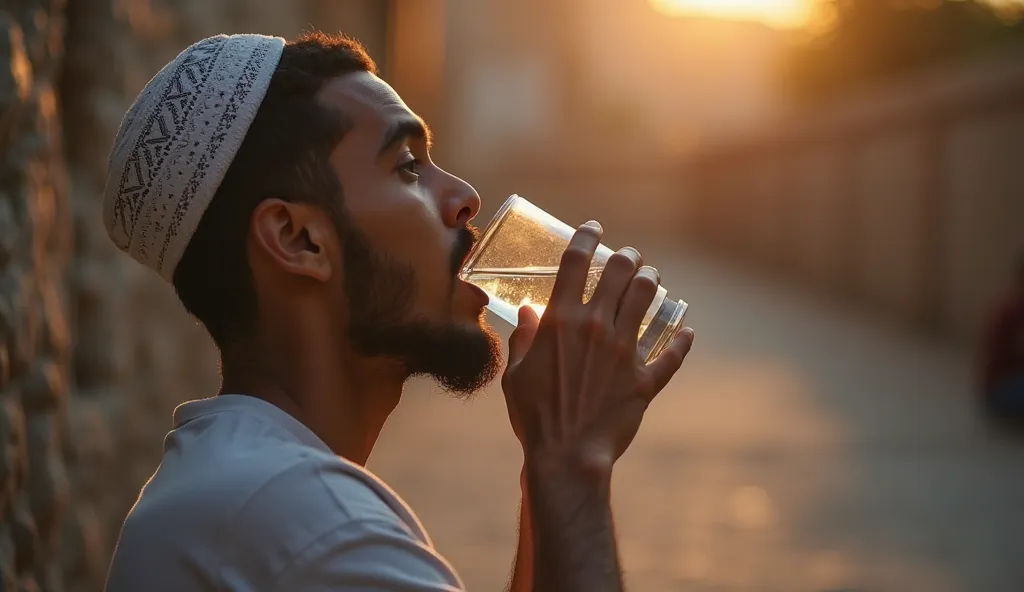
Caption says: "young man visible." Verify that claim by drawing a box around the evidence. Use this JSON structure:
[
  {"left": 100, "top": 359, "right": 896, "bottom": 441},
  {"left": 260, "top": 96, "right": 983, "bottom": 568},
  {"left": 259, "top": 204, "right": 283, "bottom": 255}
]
[{"left": 103, "top": 32, "right": 693, "bottom": 592}]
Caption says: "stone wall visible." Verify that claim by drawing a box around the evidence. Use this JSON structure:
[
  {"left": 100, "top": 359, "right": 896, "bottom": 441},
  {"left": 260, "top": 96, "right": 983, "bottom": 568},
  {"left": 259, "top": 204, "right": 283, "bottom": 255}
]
[
  {"left": 1, "top": 2, "right": 75, "bottom": 590},
  {"left": 1, "top": 1, "right": 390, "bottom": 590}
]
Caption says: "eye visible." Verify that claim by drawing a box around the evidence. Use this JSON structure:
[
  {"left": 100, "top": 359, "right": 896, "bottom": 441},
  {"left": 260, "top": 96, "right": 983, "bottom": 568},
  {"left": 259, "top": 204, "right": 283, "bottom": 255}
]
[{"left": 397, "top": 152, "right": 421, "bottom": 180}]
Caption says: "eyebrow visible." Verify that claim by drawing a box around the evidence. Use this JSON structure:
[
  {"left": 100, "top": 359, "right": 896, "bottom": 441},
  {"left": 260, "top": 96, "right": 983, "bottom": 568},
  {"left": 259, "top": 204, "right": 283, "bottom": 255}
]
[{"left": 377, "top": 116, "right": 433, "bottom": 157}]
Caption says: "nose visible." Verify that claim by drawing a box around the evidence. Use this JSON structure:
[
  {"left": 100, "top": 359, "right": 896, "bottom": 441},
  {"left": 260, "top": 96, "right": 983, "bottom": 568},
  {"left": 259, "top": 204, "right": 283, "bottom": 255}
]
[{"left": 437, "top": 168, "right": 481, "bottom": 228}]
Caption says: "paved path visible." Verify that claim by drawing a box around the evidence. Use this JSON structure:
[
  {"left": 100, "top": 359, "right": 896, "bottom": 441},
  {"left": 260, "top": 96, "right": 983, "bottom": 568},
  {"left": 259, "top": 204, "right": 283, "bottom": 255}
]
[{"left": 370, "top": 251, "right": 1024, "bottom": 592}]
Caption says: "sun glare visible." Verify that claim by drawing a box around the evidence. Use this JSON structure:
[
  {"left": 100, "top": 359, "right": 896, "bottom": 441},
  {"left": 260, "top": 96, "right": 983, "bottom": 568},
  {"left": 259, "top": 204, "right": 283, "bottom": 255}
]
[{"left": 649, "top": 0, "right": 817, "bottom": 29}]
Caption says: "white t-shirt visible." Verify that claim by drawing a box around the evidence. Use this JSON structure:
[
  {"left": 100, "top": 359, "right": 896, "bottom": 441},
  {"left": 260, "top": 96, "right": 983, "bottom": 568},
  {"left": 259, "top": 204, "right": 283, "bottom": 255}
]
[{"left": 105, "top": 394, "right": 465, "bottom": 591}]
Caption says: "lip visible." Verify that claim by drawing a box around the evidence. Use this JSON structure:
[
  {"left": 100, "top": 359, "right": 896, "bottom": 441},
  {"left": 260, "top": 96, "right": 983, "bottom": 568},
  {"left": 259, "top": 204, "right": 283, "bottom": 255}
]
[
  {"left": 460, "top": 279, "right": 490, "bottom": 307},
  {"left": 459, "top": 247, "right": 475, "bottom": 275}
]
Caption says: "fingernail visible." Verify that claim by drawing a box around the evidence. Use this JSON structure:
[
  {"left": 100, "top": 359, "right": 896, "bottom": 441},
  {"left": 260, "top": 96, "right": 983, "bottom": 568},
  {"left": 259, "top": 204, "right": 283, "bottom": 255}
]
[
  {"left": 682, "top": 327, "right": 695, "bottom": 340},
  {"left": 640, "top": 265, "right": 659, "bottom": 281},
  {"left": 583, "top": 220, "right": 602, "bottom": 232}
]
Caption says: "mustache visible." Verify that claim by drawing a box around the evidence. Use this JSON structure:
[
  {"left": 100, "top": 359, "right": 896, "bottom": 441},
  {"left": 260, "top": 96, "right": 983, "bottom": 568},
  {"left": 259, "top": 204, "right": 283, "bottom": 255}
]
[{"left": 451, "top": 225, "right": 480, "bottom": 278}]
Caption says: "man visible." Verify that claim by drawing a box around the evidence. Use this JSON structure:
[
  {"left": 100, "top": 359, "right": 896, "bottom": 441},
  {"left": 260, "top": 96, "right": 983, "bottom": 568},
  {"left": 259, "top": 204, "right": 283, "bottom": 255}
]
[
  {"left": 103, "top": 32, "right": 693, "bottom": 591},
  {"left": 979, "top": 254, "right": 1024, "bottom": 421}
]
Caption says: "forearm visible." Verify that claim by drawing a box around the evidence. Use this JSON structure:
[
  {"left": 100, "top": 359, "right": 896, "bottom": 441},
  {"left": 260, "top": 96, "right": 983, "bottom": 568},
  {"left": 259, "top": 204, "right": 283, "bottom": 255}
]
[
  {"left": 525, "top": 458, "right": 623, "bottom": 592},
  {"left": 506, "top": 469, "right": 533, "bottom": 592}
]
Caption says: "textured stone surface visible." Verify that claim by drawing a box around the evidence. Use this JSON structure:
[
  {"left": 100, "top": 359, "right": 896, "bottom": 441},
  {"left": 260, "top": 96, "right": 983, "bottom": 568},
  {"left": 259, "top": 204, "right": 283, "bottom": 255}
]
[{"left": 1, "top": 2, "right": 72, "bottom": 589}]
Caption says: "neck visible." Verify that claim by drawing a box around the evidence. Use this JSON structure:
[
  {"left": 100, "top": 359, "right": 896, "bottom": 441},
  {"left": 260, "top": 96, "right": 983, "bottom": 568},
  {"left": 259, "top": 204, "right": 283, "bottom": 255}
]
[{"left": 218, "top": 338, "right": 406, "bottom": 465}]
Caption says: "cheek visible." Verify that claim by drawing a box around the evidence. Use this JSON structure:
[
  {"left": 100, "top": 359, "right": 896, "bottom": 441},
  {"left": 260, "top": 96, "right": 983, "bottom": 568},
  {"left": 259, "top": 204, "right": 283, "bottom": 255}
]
[
  {"left": 347, "top": 194, "right": 452, "bottom": 303},
  {"left": 347, "top": 181, "right": 437, "bottom": 242}
]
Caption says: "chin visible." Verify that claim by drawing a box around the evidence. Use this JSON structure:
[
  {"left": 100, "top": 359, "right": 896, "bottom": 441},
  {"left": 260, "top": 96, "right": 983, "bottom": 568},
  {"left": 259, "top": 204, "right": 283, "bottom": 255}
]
[
  {"left": 425, "top": 320, "right": 503, "bottom": 398},
  {"left": 448, "top": 307, "right": 487, "bottom": 331},
  {"left": 356, "top": 311, "right": 503, "bottom": 398},
  {"left": 466, "top": 309, "right": 491, "bottom": 329}
]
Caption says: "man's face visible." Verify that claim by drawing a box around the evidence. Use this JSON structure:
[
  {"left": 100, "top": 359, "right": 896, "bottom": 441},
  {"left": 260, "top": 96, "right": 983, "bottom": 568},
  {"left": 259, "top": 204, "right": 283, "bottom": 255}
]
[{"left": 318, "top": 71, "right": 501, "bottom": 395}]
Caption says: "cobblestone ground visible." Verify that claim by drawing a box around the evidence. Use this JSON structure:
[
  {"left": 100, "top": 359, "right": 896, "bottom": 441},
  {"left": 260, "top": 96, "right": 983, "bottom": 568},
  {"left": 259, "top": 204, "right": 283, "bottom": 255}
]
[{"left": 370, "top": 250, "right": 1024, "bottom": 592}]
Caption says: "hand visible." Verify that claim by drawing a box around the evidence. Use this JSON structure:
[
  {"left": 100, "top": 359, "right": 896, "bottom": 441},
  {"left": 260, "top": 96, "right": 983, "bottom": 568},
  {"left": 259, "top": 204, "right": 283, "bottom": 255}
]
[{"left": 502, "top": 221, "right": 694, "bottom": 477}]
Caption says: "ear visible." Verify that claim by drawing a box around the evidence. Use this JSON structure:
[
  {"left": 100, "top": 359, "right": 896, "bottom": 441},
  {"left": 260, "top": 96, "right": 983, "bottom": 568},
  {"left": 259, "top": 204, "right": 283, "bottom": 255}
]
[{"left": 250, "top": 198, "right": 335, "bottom": 283}]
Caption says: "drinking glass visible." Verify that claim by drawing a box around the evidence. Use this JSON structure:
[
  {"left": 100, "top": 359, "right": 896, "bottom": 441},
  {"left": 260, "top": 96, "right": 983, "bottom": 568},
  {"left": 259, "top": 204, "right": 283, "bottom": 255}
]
[{"left": 459, "top": 194, "right": 688, "bottom": 363}]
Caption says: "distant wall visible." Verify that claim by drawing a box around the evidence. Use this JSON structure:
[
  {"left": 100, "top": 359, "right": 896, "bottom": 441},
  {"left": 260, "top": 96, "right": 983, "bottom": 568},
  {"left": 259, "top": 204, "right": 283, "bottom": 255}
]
[{"left": 681, "top": 48, "right": 1024, "bottom": 343}]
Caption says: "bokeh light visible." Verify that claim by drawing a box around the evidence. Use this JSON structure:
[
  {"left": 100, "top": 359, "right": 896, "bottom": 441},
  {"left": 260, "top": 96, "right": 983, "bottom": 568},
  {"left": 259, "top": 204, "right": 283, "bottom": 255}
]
[{"left": 649, "top": 0, "right": 817, "bottom": 28}]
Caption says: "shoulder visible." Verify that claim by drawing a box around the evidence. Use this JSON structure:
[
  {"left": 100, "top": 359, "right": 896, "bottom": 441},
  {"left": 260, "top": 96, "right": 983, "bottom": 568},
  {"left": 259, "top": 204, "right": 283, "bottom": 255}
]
[
  {"left": 163, "top": 395, "right": 425, "bottom": 534},
  {"left": 271, "top": 518, "right": 465, "bottom": 592},
  {"left": 231, "top": 448, "right": 418, "bottom": 538},
  {"left": 124, "top": 426, "right": 432, "bottom": 582},
  {"left": 218, "top": 453, "right": 464, "bottom": 590},
  {"left": 115, "top": 395, "right": 463, "bottom": 589},
  {"left": 218, "top": 450, "right": 430, "bottom": 579}
]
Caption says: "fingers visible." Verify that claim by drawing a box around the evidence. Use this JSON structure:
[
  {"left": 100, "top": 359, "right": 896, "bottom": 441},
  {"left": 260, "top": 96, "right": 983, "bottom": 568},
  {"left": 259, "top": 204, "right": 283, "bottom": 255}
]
[
  {"left": 614, "top": 266, "right": 660, "bottom": 337},
  {"left": 645, "top": 328, "right": 694, "bottom": 399},
  {"left": 549, "top": 222, "right": 602, "bottom": 309},
  {"left": 589, "top": 247, "right": 642, "bottom": 320},
  {"left": 508, "top": 305, "right": 540, "bottom": 366}
]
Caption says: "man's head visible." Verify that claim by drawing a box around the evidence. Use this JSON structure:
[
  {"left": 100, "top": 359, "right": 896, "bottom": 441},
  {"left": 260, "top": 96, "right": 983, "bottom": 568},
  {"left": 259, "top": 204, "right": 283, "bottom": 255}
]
[{"left": 104, "top": 32, "right": 501, "bottom": 395}]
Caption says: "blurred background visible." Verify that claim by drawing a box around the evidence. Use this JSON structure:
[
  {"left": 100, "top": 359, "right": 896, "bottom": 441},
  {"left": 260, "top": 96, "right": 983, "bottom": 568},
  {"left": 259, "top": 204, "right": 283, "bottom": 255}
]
[{"left": 2, "top": 0, "right": 1024, "bottom": 590}]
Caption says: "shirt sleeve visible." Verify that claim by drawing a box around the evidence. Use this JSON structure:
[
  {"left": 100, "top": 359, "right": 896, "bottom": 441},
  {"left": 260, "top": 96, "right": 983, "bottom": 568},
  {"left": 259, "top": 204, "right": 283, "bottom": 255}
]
[{"left": 273, "top": 518, "right": 466, "bottom": 592}]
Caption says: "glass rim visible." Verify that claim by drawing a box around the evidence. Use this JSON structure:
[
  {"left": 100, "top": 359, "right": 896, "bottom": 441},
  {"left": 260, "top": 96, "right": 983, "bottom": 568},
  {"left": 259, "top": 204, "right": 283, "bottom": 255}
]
[
  {"left": 460, "top": 193, "right": 523, "bottom": 278},
  {"left": 645, "top": 299, "right": 688, "bottom": 362}
]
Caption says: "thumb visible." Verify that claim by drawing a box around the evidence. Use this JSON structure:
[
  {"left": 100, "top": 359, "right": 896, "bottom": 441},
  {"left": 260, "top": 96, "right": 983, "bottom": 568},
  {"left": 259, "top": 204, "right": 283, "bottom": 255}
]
[{"left": 508, "top": 305, "right": 541, "bottom": 365}]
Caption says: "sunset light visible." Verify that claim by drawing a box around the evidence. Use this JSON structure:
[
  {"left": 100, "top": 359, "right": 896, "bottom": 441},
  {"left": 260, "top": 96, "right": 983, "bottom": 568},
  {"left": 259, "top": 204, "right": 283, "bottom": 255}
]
[
  {"left": 649, "top": 0, "right": 818, "bottom": 29},
  {"left": 519, "top": 297, "right": 547, "bottom": 317}
]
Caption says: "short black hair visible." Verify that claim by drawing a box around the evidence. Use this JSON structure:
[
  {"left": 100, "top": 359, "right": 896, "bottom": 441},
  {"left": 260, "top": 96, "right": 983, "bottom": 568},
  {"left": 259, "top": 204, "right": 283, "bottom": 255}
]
[{"left": 172, "top": 32, "right": 377, "bottom": 350}]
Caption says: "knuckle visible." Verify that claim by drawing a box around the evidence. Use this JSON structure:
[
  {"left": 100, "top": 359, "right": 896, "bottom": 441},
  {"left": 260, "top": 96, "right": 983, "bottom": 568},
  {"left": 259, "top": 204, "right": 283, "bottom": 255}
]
[
  {"left": 607, "top": 248, "right": 640, "bottom": 272},
  {"left": 612, "top": 337, "right": 636, "bottom": 360},
  {"left": 546, "top": 308, "right": 575, "bottom": 329},
  {"left": 632, "top": 270, "right": 660, "bottom": 294},
  {"left": 561, "top": 246, "right": 592, "bottom": 267},
  {"left": 548, "top": 313, "right": 577, "bottom": 334},
  {"left": 627, "top": 247, "right": 645, "bottom": 269},
  {"left": 582, "top": 315, "right": 611, "bottom": 340},
  {"left": 583, "top": 315, "right": 605, "bottom": 334}
]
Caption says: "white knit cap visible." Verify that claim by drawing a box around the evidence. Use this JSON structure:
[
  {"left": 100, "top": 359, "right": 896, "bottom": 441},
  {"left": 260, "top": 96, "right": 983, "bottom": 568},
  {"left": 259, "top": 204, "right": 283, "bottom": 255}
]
[{"left": 103, "top": 34, "right": 286, "bottom": 281}]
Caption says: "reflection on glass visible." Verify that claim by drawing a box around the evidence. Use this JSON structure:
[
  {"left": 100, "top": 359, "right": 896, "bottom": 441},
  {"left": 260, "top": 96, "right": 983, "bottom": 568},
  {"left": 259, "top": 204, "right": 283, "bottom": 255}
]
[{"left": 461, "top": 194, "right": 688, "bottom": 363}]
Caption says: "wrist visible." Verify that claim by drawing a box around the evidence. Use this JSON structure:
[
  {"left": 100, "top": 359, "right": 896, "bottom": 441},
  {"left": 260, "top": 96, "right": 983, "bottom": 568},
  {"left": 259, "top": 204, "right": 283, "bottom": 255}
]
[{"left": 523, "top": 445, "right": 614, "bottom": 492}]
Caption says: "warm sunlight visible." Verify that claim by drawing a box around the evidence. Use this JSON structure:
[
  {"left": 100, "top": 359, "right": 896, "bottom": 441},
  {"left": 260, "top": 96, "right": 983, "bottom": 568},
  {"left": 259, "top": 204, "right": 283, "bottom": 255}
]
[
  {"left": 519, "top": 297, "right": 547, "bottom": 317},
  {"left": 649, "top": 0, "right": 817, "bottom": 29}
]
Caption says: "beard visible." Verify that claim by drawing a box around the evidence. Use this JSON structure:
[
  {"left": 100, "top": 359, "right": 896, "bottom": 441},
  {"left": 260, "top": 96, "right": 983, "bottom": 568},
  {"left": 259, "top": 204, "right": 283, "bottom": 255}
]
[{"left": 339, "top": 220, "right": 502, "bottom": 397}]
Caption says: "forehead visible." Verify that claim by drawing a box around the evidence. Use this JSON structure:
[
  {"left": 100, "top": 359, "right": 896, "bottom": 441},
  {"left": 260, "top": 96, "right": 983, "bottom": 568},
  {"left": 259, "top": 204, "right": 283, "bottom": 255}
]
[{"left": 317, "top": 71, "right": 413, "bottom": 132}]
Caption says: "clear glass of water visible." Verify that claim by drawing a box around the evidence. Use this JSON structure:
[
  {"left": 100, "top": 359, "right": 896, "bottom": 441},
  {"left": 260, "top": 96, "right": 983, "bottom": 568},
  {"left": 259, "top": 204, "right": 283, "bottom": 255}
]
[{"left": 460, "top": 194, "right": 688, "bottom": 363}]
